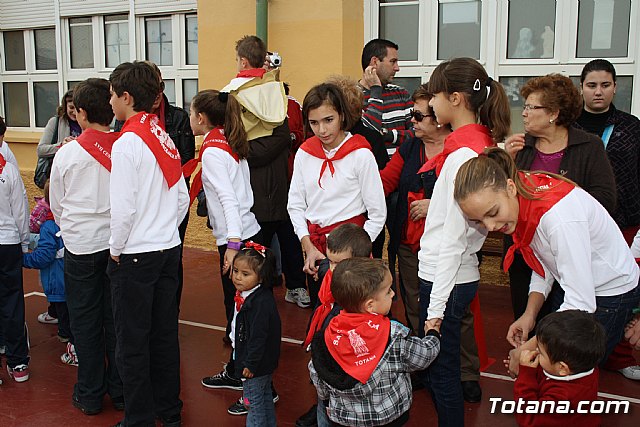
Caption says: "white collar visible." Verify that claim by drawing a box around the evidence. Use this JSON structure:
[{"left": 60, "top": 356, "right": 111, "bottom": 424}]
[{"left": 543, "top": 367, "right": 594, "bottom": 382}]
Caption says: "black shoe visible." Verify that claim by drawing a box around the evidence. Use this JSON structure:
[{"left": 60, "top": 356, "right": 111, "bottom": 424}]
[
  {"left": 72, "top": 393, "right": 102, "bottom": 415},
  {"left": 201, "top": 369, "right": 243, "bottom": 390},
  {"left": 160, "top": 414, "right": 182, "bottom": 427},
  {"left": 462, "top": 380, "right": 482, "bottom": 403},
  {"left": 295, "top": 404, "right": 318, "bottom": 427},
  {"left": 227, "top": 398, "right": 248, "bottom": 416},
  {"left": 111, "top": 396, "right": 125, "bottom": 411}
]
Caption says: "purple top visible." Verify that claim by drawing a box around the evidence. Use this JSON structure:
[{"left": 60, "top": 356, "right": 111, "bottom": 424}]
[{"left": 529, "top": 149, "right": 564, "bottom": 174}]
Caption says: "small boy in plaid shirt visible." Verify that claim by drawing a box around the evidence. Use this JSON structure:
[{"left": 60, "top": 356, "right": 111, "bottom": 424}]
[{"left": 309, "top": 258, "right": 441, "bottom": 426}]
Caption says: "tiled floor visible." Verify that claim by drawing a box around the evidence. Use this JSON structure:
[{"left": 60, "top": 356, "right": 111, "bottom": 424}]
[{"left": 1, "top": 247, "right": 639, "bottom": 426}]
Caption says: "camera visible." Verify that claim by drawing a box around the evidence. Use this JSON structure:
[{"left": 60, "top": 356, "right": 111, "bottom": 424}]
[{"left": 266, "top": 51, "right": 282, "bottom": 68}]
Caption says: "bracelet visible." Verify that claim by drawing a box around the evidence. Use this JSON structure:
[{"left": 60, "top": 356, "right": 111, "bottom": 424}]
[{"left": 227, "top": 241, "right": 242, "bottom": 251}]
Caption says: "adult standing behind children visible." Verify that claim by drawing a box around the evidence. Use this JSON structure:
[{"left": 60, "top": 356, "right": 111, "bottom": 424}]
[
  {"left": 49, "top": 78, "right": 123, "bottom": 415},
  {"left": 108, "top": 61, "right": 189, "bottom": 427}
]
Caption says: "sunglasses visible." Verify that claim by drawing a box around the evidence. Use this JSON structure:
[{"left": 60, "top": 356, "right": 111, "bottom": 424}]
[{"left": 410, "top": 109, "right": 434, "bottom": 122}]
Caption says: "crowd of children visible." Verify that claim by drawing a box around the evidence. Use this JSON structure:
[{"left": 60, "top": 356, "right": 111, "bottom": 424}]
[{"left": 1, "top": 34, "right": 640, "bottom": 427}]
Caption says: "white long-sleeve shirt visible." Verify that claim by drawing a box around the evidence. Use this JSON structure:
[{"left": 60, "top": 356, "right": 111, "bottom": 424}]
[
  {"left": 0, "top": 159, "right": 29, "bottom": 251},
  {"left": 418, "top": 147, "right": 487, "bottom": 320},
  {"left": 529, "top": 187, "right": 639, "bottom": 313},
  {"left": 287, "top": 133, "right": 386, "bottom": 243},
  {"left": 201, "top": 136, "right": 260, "bottom": 246},
  {"left": 0, "top": 141, "right": 18, "bottom": 168},
  {"left": 630, "top": 229, "right": 640, "bottom": 257},
  {"left": 49, "top": 137, "right": 112, "bottom": 255},
  {"left": 109, "top": 131, "right": 188, "bottom": 256}
]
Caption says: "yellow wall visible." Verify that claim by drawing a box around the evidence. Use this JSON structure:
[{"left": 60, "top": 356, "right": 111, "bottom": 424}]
[
  {"left": 4, "top": 132, "right": 40, "bottom": 171},
  {"left": 197, "top": 0, "right": 364, "bottom": 102}
]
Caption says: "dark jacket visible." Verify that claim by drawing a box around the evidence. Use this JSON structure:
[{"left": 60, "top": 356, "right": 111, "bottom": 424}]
[
  {"left": 350, "top": 120, "right": 389, "bottom": 170},
  {"left": 247, "top": 119, "right": 292, "bottom": 222},
  {"left": 234, "top": 286, "right": 281, "bottom": 378},
  {"left": 574, "top": 105, "right": 640, "bottom": 228},
  {"left": 515, "top": 126, "right": 617, "bottom": 214}
]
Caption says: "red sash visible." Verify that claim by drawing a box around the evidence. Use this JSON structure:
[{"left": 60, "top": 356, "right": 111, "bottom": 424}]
[
  {"left": 503, "top": 172, "right": 575, "bottom": 278},
  {"left": 182, "top": 128, "right": 240, "bottom": 205},
  {"left": 304, "top": 269, "right": 334, "bottom": 348},
  {"left": 417, "top": 124, "right": 493, "bottom": 176},
  {"left": 237, "top": 68, "right": 266, "bottom": 78},
  {"left": 325, "top": 311, "right": 391, "bottom": 384},
  {"left": 0, "top": 153, "right": 6, "bottom": 174},
  {"left": 76, "top": 129, "right": 119, "bottom": 172},
  {"left": 403, "top": 191, "right": 426, "bottom": 253},
  {"left": 307, "top": 215, "right": 366, "bottom": 254},
  {"left": 299, "top": 134, "right": 372, "bottom": 188},
  {"left": 120, "top": 112, "right": 182, "bottom": 188}
]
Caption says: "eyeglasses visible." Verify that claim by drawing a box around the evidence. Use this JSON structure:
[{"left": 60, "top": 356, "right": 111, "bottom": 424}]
[
  {"left": 410, "top": 109, "right": 434, "bottom": 122},
  {"left": 523, "top": 104, "right": 547, "bottom": 111}
]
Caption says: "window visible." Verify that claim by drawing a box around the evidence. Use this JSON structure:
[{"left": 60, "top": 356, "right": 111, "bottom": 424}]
[
  {"left": 2, "top": 82, "right": 30, "bottom": 127},
  {"left": 34, "top": 82, "right": 59, "bottom": 127},
  {"left": 186, "top": 14, "right": 198, "bottom": 65},
  {"left": 3, "top": 31, "right": 26, "bottom": 71},
  {"left": 35, "top": 29, "right": 57, "bottom": 70},
  {"left": 576, "top": 0, "right": 631, "bottom": 58},
  {"left": 438, "top": 0, "right": 481, "bottom": 59},
  {"left": 105, "top": 14, "right": 129, "bottom": 68},
  {"left": 507, "top": 0, "right": 556, "bottom": 59},
  {"left": 164, "top": 79, "right": 176, "bottom": 105},
  {"left": 379, "top": 1, "right": 419, "bottom": 61},
  {"left": 182, "top": 79, "right": 198, "bottom": 111},
  {"left": 70, "top": 17, "right": 94, "bottom": 68},
  {"left": 146, "top": 17, "right": 173, "bottom": 66}
]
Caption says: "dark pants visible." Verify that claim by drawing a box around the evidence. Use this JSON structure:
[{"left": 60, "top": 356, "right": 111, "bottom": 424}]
[
  {"left": 108, "top": 246, "right": 182, "bottom": 427},
  {"left": 258, "top": 218, "right": 306, "bottom": 290},
  {"left": 176, "top": 210, "right": 189, "bottom": 308},
  {"left": 0, "top": 244, "right": 30, "bottom": 368},
  {"left": 53, "top": 301, "right": 72, "bottom": 341},
  {"left": 65, "top": 249, "right": 122, "bottom": 409}
]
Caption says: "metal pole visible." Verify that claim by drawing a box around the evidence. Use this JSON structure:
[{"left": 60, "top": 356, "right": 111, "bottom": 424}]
[{"left": 256, "top": 0, "right": 268, "bottom": 45}]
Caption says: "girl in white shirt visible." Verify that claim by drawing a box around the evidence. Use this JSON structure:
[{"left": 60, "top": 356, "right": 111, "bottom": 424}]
[{"left": 454, "top": 147, "right": 640, "bottom": 367}]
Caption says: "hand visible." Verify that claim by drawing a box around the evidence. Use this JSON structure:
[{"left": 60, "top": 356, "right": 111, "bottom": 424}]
[
  {"left": 303, "top": 243, "right": 326, "bottom": 276},
  {"left": 519, "top": 349, "right": 540, "bottom": 368},
  {"left": 505, "top": 133, "right": 525, "bottom": 159},
  {"left": 110, "top": 255, "right": 120, "bottom": 264},
  {"left": 425, "top": 318, "right": 441, "bottom": 333},
  {"left": 504, "top": 348, "right": 521, "bottom": 378},
  {"left": 506, "top": 313, "right": 535, "bottom": 348},
  {"left": 363, "top": 65, "right": 381, "bottom": 87},
  {"left": 223, "top": 248, "right": 238, "bottom": 275},
  {"left": 410, "top": 199, "right": 430, "bottom": 221},
  {"left": 624, "top": 315, "right": 640, "bottom": 350},
  {"left": 242, "top": 368, "right": 254, "bottom": 379},
  {"left": 62, "top": 136, "right": 76, "bottom": 145}
]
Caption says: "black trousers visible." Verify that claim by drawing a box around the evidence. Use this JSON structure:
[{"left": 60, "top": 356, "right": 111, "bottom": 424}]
[
  {"left": 65, "top": 249, "right": 122, "bottom": 409},
  {"left": 258, "top": 218, "right": 306, "bottom": 290},
  {"left": 108, "top": 246, "right": 182, "bottom": 426},
  {"left": 176, "top": 210, "right": 189, "bottom": 308},
  {"left": 0, "top": 244, "right": 29, "bottom": 368}
]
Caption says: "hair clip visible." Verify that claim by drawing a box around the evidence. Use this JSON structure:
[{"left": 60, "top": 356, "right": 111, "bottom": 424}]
[
  {"left": 243, "top": 241, "right": 266, "bottom": 257},
  {"left": 218, "top": 92, "right": 229, "bottom": 103},
  {"left": 473, "top": 78, "right": 481, "bottom": 91}
]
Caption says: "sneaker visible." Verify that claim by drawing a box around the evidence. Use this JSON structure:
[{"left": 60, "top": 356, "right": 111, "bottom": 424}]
[
  {"left": 7, "top": 364, "right": 30, "bottom": 382},
  {"left": 201, "top": 369, "right": 243, "bottom": 390},
  {"left": 285, "top": 288, "right": 311, "bottom": 308},
  {"left": 227, "top": 398, "right": 248, "bottom": 416},
  {"left": 272, "top": 388, "right": 279, "bottom": 403},
  {"left": 37, "top": 312, "right": 58, "bottom": 324},
  {"left": 72, "top": 393, "right": 101, "bottom": 415},
  {"left": 619, "top": 365, "right": 640, "bottom": 380},
  {"left": 61, "top": 343, "right": 79, "bottom": 367}
]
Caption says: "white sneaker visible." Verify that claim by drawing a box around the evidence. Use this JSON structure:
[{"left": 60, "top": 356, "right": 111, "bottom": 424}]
[
  {"left": 619, "top": 365, "right": 640, "bottom": 380},
  {"left": 285, "top": 288, "right": 311, "bottom": 308},
  {"left": 61, "top": 343, "right": 79, "bottom": 367},
  {"left": 7, "top": 364, "right": 30, "bottom": 382},
  {"left": 37, "top": 312, "right": 58, "bottom": 324}
]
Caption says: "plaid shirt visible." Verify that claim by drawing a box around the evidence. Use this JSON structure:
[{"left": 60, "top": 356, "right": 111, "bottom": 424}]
[{"left": 309, "top": 321, "right": 440, "bottom": 427}]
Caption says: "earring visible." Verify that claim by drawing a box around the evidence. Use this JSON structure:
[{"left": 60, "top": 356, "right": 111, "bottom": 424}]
[
  {"left": 436, "top": 124, "right": 442, "bottom": 129},
  {"left": 549, "top": 119, "right": 554, "bottom": 124}
]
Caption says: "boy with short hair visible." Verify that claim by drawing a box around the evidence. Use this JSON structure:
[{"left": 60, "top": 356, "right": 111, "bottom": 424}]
[
  {"left": 309, "top": 258, "right": 441, "bottom": 427},
  {"left": 108, "top": 61, "right": 188, "bottom": 427},
  {"left": 49, "top": 78, "right": 123, "bottom": 414},
  {"left": 514, "top": 310, "right": 606, "bottom": 427}
]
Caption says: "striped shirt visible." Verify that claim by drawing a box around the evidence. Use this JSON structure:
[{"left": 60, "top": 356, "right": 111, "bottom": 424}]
[{"left": 360, "top": 83, "right": 414, "bottom": 146}]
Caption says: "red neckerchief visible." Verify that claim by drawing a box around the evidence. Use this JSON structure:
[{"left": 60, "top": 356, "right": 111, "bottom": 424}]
[
  {"left": 299, "top": 134, "right": 371, "bottom": 188},
  {"left": 307, "top": 215, "right": 366, "bottom": 253},
  {"left": 183, "top": 128, "right": 240, "bottom": 205},
  {"left": 417, "top": 124, "right": 494, "bottom": 176},
  {"left": 0, "top": 153, "right": 6, "bottom": 174},
  {"left": 76, "top": 129, "right": 120, "bottom": 172},
  {"left": 236, "top": 68, "right": 266, "bottom": 78},
  {"left": 45, "top": 211, "right": 54, "bottom": 221},
  {"left": 304, "top": 269, "right": 334, "bottom": 347},
  {"left": 325, "top": 311, "right": 391, "bottom": 384},
  {"left": 234, "top": 290, "right": 245, "bottom": 311},
  {"left": 503, "top": 172, "right": 575, "bottom": 278},
  {"left": 121, "top": 112, "right": 182, "bottom": 188},
  {"left": 156, "top": 96, "right": 166, "bottom": 130}
]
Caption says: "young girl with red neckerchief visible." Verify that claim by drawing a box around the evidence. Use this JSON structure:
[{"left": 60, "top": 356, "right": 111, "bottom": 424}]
[
  {"left": 309, "top": 258, "right": 440, "bottom": 427},
  {"left": 453, "top": 148, "right": 640, "bottom": 383}
]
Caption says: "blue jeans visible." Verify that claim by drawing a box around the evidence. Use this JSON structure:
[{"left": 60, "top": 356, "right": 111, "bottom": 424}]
[
  {"left": 317, "top": 397, "right": 334, "bottom": 427},
  {"left": 419, "top": 279, "right": 478, "bottom": 427},
  {"left": 244, "top": 374, "right": 276, "bottom": 427}
]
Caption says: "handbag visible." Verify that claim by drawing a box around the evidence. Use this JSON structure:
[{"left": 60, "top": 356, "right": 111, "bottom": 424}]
[{"left": 34, "top": 119, "right": 59, "bottom": 189}]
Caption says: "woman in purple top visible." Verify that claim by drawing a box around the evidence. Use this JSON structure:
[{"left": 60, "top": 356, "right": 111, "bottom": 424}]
[{"left": 503, "top": 73, "right": 616, "bottom": 320}]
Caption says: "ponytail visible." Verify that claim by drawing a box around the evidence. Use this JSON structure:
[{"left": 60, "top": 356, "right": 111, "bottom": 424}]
[{"left": 479, "top": 80, "right": 511, "bottom": 144}]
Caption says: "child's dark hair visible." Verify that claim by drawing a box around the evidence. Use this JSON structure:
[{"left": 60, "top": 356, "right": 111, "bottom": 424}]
[
  {"left": 236, "top": 35, "right": 267, "bottom": 69},
  {"left": 302, "top": 83, "right": 355, "bottom": 137},
  {"left": 109, "top": 61, "right": 161, "bottom": 113},
  {"left": 428, "top": 57, "right": 510, "bottom": 144},
  {"left": 536, "top": 310, "right": 606, "bottom": 374},
  {"left": 331, "top": 258, "right": 388, "bottom": 313},
  {"left": 191, "top": 90, "right": 249, "bottom": 159},
  {"left": 233, "top": 242, "right": 277, "bottom": 288},
  {"left": 0, "top": 115, "right": 6, "bottom": 136},
  {"left": 73, "top": 78, "right": 115, "bottom": 126},
  {"left": 326, "top": 223, "right": 372, "bottom": 258}
]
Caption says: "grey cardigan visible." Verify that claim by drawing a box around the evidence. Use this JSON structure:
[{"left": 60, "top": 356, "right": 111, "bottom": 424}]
[{"left": 37, "top": 116, "right": 71, "bottom": 159}]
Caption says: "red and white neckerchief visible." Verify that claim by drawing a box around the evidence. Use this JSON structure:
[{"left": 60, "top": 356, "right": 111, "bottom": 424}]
[
  {"left": 503, "top": 172, "right": 575, "bottom": 278},
  {"left": 0, "top": 153, "right": 6, "bottom": 174},
  {"left": 304, "top": 269, "right": 334, "bottom": 348},
  {"left": 120, "top": 112, "right": 182, "bottom": 188},
  {"left": 324, "top": 311, "right": 391, "bottom": 384},
  {"left": 417, "top": 124, "right": 494, "bottom": 177},
  {"left": 299, "top": 134, "right": 371, "bottom": 188},
  {"left": 236, "top": 68, "right": 267, "bottom": 78},
  {"left": 76, "top": 129, "right": 120, "bottom": 172},
  {"left": 182, "top": 128, "right": 239, "bottom": 205}
]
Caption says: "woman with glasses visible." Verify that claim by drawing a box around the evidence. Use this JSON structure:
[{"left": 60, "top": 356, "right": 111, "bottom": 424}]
[
  {"left": 504, "top": 73, "right": 616, "bottom": 320},
  {"left": 379, "top": 84, "right": 450, "bottom": 335}
]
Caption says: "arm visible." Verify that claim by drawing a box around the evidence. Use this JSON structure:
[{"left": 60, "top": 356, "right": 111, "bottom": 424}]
[
  {"left": 631, "top": 229, "right": 640, "bottom": 257},
  {"left": 246, "top": 120, "right": 291, "bottom": 168},
  {"left": 241, "top": 298, "right": 277, "bottom": 375},
  {"left": 507, "top": 290, "right": 546, "bottom": 347},
  {"left": 48, "top": 152, "right": 64, "bottom": 226},
  {"left": 357, "top": 150, "right": 387, "bottom": 242},
  {"left": 308, "top": 359, "right": 330, "bottom": 401},
  {"left": 202, "top": 151, "right": 243, "bottom": 240},
  {"left": 400, "top": 332, "right": 441, "bottom": 372},
  {"left": 9, "top": 169, "right": 30, "bottom": 252},
  {"left": 109, "top": 139, "right": 138, "bottom": 257},
  {"left": 37, "top": 117, "right": 62, "bottom": 158},
  {"left": 23, "top": 222, "right": 58, "bottom": 269},
  {"left": 176, "top": 172, "right": 189, "bottom": 224},
  {"left": 379, "top": 149, "right": 404, "bottom": 196}
]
